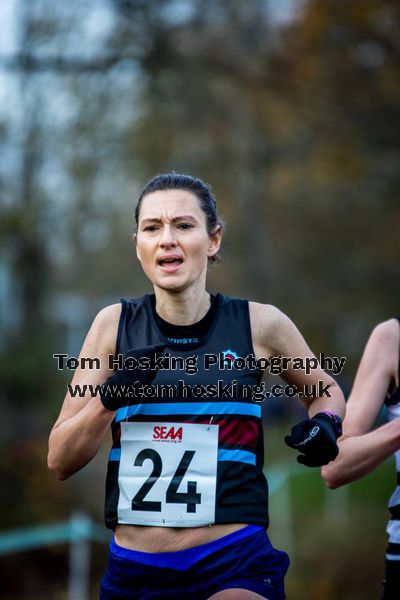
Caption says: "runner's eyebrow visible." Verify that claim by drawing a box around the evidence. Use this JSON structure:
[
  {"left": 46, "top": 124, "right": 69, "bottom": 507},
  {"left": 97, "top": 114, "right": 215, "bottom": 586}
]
[{"left": 141, "top": 215, "right": 198, "bottom": 225}]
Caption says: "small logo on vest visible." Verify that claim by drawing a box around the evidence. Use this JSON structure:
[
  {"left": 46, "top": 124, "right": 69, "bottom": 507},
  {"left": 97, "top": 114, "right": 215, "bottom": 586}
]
[
  {"left": 222, "top": 349, "right": 239, "bottom": 362},
  {"left": 153, "top": 425, "right": 183, "bottom": 443},
  {"left": 167, "top": 337, "right": 199, "bottom": 344}
]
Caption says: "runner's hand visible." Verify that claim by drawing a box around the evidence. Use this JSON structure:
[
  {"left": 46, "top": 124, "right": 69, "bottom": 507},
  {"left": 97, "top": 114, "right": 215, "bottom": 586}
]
[
  {"left": 284, "top": 412, "right": 341, "bottom": 467},
  {"left": 100, "top": 344, "right": 167, "bottom": 411}
]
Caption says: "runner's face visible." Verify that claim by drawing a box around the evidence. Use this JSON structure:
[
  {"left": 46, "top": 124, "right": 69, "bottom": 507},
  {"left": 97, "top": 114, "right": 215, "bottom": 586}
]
[{"left": 135, "top": 190, "right": 219, "bottom": 292}]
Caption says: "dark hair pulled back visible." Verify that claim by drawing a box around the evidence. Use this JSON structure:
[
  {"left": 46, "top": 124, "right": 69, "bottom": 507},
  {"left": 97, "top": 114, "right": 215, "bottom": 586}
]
[{"left": 135, "top": 173, "right": 224, "bottom": 262}]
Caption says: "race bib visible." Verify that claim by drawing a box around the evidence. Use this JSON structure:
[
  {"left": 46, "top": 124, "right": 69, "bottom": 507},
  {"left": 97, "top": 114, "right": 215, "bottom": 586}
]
[{"left": 117, "top": 422, "right": 219, "bottom": 527}]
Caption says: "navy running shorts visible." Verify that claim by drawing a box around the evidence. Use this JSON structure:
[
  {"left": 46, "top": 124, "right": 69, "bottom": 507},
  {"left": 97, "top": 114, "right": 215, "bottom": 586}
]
[{"left": 100, "top": 524, "right": 290, "bottom": 599}]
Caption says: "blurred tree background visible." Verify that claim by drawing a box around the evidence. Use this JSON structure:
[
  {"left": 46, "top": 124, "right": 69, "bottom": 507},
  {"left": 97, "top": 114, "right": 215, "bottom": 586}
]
[{"left": 0, "top": 0, "right": 399, "bottom": 598}]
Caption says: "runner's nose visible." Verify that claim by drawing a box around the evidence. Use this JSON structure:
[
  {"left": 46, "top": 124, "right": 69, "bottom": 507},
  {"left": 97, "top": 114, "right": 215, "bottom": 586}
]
[{"left": 159, "top": 224, "right": 177, "bottom": 247}]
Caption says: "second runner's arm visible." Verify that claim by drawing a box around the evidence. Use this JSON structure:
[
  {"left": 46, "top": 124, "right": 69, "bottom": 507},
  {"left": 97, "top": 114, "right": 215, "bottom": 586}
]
[{"left": 322, "top": 319, "right": 400, "bottom": 488}]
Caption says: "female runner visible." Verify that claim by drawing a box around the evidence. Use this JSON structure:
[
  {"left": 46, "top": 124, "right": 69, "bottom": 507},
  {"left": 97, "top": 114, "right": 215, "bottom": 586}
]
[
  {"left": 48, "top": 173, "right": 345, "bottom": 599},
  {"left": 322, "top": 317, "right": 400, "bottom": 599}
]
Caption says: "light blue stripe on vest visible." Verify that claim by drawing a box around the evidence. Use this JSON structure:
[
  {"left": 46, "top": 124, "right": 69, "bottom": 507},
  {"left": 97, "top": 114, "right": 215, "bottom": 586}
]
[
  {"left": 217, "top": 448, "right": 256, "bottom": 465},
  {"left": 109, "top": 448, "right": 121, "bottom": 461},
  {"left": 108, "top": 447, "right": 255, "bottom": 465},
  {"left": 115, "top": 401, "right": 261, "bottom": 422}
]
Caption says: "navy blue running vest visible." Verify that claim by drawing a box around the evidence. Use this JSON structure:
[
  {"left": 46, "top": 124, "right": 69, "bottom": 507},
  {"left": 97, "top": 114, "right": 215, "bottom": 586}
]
[{"left": 104, "top": 293, "right": 269, "bottom": 529}]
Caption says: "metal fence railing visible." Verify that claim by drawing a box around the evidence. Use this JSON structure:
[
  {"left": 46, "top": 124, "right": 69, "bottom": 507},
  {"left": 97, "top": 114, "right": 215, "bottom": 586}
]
[{"left": 0, "top": 512, "right": 110, "bottom": 600}]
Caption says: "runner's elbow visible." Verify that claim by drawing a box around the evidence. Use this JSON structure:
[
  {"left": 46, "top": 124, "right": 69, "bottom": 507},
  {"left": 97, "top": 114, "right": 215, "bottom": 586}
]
[{"left": 47, "top": 453, "right": 72, "bottom": 481}]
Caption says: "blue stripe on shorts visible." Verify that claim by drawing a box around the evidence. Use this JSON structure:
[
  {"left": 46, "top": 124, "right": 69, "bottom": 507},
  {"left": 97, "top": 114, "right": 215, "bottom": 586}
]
[
  {"left": 110, "top": 524, "right": 263, "bottom": 570},
  {"left": 100, "top": 526, "right": 290, "bottom": 599}
]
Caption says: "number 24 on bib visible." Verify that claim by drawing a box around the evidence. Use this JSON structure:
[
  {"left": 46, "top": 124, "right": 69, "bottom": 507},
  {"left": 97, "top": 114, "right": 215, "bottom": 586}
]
[{"left": 117, "top": 422, "right": 219, "bottom": 527}]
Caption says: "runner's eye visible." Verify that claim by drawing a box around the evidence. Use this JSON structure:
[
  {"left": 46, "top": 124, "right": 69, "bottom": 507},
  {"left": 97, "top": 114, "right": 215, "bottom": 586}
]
[{"left": 177, "top": 223, "right": 194, "bottom": 230}]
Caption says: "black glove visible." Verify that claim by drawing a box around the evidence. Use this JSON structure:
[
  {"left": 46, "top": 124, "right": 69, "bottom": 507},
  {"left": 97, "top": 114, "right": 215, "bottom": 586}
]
[
  {"left": 284, "top": 412, "right": 342, "bottom": 467},
  {"left": 100, "top": 344, "right": 167, "bottom": 411}
]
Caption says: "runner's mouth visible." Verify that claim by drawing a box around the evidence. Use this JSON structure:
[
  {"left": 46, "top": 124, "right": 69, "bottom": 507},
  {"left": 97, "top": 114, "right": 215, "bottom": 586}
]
[{"left": 157, "top": 256, "right": 184, "bottom": 267}]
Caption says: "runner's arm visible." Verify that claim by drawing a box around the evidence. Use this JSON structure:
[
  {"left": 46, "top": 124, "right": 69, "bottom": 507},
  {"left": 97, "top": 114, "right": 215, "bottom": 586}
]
[
  {"left": 322, "top": 319, "right": 400, "bottom": 488},
  {"left": 250, "top": 302, "right": 346, "bottom": 418},
  {"left": 47, "top": 304, "right": 121, "bottom": 480}
]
